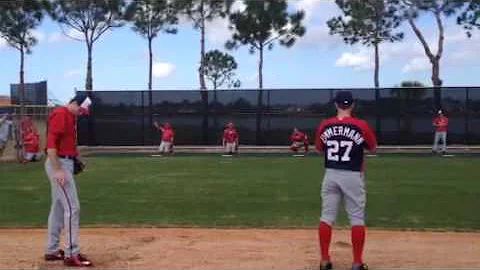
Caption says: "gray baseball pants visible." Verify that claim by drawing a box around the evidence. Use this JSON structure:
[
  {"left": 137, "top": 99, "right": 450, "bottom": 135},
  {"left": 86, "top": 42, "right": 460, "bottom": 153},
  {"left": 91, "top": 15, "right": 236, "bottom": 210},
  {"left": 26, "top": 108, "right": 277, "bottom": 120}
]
[
  {"left": 320, "top": 168, "right": 366, "bottom": 226},
  {"left": 433, "top": 131, "right": 447, "bottom": 152},
  {"left": 45, "top": 158, "right": 80, "bottom": 257}
]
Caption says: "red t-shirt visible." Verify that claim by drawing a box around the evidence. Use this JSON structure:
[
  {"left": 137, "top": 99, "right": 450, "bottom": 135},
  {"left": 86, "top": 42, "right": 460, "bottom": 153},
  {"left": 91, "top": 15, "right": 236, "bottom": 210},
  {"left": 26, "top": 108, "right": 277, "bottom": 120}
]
[
  {"left": 433, "top": 116, "right": 448, "bottom": 132},
  {"left": 46, "top": 107, "right": 78, "bottom": 156},
  {"left": 290, "top": 131, "right": 307, "bottom": 142},
  {"left": 223, "top": 128, "right": 238, "bottom": 143},
  {"left": 315, "top": 116, "right": 377, "bottom": 172},
  {"left": 24, "top": 130, "right": 40, "bottom": 153},
  {"left": 161, "top": 128, "right": 175, "bottom": 142}
]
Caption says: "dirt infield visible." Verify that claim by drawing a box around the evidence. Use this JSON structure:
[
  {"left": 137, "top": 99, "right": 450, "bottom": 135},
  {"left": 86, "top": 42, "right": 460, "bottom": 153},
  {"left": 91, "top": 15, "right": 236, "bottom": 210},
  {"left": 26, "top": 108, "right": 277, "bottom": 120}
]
[{"left": 1, "top": 228, "right": 479, "bottom": 269}]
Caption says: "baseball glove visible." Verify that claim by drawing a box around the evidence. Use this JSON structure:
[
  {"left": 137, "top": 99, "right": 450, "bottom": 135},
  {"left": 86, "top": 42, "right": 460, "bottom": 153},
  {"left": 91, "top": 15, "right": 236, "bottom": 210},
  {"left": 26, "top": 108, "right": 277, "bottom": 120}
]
[{"left": 73, "top": 157, "right": 85, "bottom": 175}]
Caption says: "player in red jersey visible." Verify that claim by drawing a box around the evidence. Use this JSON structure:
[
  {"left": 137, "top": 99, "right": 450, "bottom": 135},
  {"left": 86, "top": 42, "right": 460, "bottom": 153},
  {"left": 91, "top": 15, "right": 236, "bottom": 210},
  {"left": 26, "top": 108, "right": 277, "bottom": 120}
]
[
  {"left": 289, "top": 127, "right": 309, "bottom": 154},
  {"left": 222, "top": 122, "right": 239, "bottom": 155},
  {"left": 154, "top": 122, "right": 175, "bottom": 155},
  {"left": 44, "top": 95, "right": 93, "bottom": 267},
  {"left": 315, "top": 91, "right": 377, "bottom": 270},
  {"left": 432, "top": 110, "right": 448, "bottom": 155},
  {"left": 22, "top": 122, "right": 41, "bottom": 162}
]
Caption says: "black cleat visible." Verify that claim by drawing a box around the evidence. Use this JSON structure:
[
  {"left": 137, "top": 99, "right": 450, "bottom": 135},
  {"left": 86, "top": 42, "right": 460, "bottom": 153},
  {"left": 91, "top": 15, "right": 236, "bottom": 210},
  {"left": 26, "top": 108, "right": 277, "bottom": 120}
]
[
  {"left": 320, "top": 260, "right": 333, "bottom": 270},
  {"left": 44, "top": 249, "right": 65, "bottom": 261},
  {"left": 352, "top": 263, "right": 368, "bottom": 270}
]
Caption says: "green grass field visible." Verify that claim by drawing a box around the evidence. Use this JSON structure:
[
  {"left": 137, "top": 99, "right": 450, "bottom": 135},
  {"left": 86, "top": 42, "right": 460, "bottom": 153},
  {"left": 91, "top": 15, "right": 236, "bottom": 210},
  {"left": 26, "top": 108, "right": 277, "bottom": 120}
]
[{"left": 0, "top": 154, "right": 479, "bottom": 230}]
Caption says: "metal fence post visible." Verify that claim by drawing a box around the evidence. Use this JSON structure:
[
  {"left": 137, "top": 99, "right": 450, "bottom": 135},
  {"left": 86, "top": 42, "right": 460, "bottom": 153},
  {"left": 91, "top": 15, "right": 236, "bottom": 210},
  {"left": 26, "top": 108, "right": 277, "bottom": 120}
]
[
  {"left": 148, "top": 89, "right": 153, "bottom": 145},
  {"left": 86, "top": 91, "right": 95, "bottom": 146},
  {"left": 375, "top": 88, "right": 381, "bottom": 143},
  {"left": 201, "top": 90, "right": 209, "bottom": 144},
  {"left": 256, "top": 89, "right": 264, "bottom": 145},
  {"left": 141, "top": 91, "right": 145, "bottom": 146},
  {"left": 466, "top": 87, "right": 470, "bottom": 145}
]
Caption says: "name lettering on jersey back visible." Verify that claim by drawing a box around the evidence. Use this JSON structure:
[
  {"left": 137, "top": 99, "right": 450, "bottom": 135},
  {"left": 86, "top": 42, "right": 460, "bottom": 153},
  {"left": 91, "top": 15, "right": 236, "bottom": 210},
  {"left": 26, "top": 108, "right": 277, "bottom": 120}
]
[{"left": 320, "top": 126, "right": 364, "bottom": 145}]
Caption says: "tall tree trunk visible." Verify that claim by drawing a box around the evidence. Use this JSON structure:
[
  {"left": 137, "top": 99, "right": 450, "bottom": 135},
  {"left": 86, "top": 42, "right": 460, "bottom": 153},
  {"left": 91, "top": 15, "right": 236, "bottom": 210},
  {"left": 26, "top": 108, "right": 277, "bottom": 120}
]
[
  {"left": 148, "top": 37, "right": 153, "bottom": 144},
  {"left": 18, "top": 46, "right": 26, "bottom": 162},
  {"left": 199, "top": 0, "right": 209, "bottom": 144},
  {"left": 432, "top": 9, "right": 444, "bottom": 108},
  {"left": 213, "top": 82, "right": 218, "bottom": 133},
  {"left": 86, "top": 43, "right": 93, "bottom": 91},
  {"left": 199, "top": 0, "right": 207, "bottom": 91},
  {"left": 407, "top": 10, "right": 444, "bottom": 109},
  {"left": 431, "top": 60, "right": 442, "bottom": 87},
  {"left": 256, "top": 44, "right": 264, "bottom": 145},
  {"left": 148, "top": 37, "right": 153, "bottom": 91},
  {"left": 259, "top": 44, "right": 264, "bottom": 89},
  {"left": 373, "top": 42, "right": 381, "bottom": 140},
  {"left": 374, "top": 42, "right": 380, "bottom": 88},
  {"left": 432, "top": 59, "right": 442, "bottom": 108},
  {"left": 19, "top": 46, "right": 25, "bottom": 109}
]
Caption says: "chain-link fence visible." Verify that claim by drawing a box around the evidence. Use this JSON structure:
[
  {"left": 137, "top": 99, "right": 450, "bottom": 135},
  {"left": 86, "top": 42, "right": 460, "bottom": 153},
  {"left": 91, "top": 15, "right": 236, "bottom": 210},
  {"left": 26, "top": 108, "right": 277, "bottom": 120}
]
[
  {"left": 76, "top": 87, "right": 480, "bottom": 146},
  {"left": 0, "top": 105, "right": 50, "bottom": 162}
]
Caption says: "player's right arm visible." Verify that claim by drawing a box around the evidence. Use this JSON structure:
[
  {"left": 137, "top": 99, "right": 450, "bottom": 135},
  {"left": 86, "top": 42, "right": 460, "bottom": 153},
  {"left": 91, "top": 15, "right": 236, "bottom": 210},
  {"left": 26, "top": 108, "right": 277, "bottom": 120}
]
[
  {"left": 46, "top": 111, "right": 66, "bottom": 186},
  {"left": 362, "top": 121, "right": 377, "bottom": 153},
  {"left": 315, "top": 121, "right": 327, "bottom": 153}
]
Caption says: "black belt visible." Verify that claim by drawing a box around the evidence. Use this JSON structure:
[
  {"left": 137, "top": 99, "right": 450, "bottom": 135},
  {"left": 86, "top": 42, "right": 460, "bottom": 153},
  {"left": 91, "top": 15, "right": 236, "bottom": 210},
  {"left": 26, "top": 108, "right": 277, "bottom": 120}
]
[{"left": 59, "top": 155, "right": 76, "bottom": 160}]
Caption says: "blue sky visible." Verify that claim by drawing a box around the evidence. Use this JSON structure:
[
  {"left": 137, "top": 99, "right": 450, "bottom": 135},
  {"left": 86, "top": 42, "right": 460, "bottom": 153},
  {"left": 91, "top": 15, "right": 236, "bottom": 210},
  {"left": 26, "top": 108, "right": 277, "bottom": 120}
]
[{"left": 1, "top": 0, "right": 479, "bottom": 103}]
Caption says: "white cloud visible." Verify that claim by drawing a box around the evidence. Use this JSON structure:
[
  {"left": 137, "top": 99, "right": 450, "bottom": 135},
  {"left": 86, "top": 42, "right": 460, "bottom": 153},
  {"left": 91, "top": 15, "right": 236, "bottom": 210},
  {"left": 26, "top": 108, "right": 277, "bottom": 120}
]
[
  {"left": 204, "top": 0, "right": 246, "bottom": 47},
  {"left": 152, "top": 62, "right": 175, "bottom": 78},
  {"left": 44, "top": 29, "right": 86, "bottom": 43},
  {"left": 202, "top": 0, "right": 340, "bottom": 49},
  {"left": 293, "top": 0, "right": 342, "bottom": 49},
  {"left": 47, "top": 29, "right": 85, "bottom": 42},
  {"left": 231, "top": 0, "right": 246, "bottom": 13},
  {"left": 64, "top": 69, "right": 82, "bottom": 78},
  {"left": 47, "top": 29, "right": 86, "bottom": 43},
  {"left": 179, "top": 0, "right": 245, "bottom": 27},
  {"left": 398, "top": 27, "right": 480, "bottom": 73},
  {"left": 332, "top": 20, "right": 480, "bottom": 75},
  {"left": 66, "top": 29, "right": 85, "bottom": 40},
  {"left": 297, "top": 24, "right": 342, "bottom": 49},
  {"left": 28, "top": 29, "right": 87, "bottom": 44},
  {"left": 295, "top": 0, "right": 336, "bottom": 23},
  {"left": 0, "top": 37, "right": 7, "bottom": 49},
  {"left": 402, "top": 57, "right": 430, "bottom": 73},
  {"left": 48, "top": 32, "right": 67, "bottom": 43},
  {"left": 335, "top": 48, "right": 373, "bottom": 71},
  {"left": 206, "top": 18, "right": 232, "bottom": 47},
  {"left": 32, "top": 30, "right": 46, "bottom": 42}
]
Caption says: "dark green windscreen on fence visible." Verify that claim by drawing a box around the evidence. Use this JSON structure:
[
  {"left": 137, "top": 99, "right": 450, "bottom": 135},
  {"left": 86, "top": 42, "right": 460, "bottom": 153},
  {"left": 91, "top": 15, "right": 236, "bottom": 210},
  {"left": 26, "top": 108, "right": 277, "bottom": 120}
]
[{"left": 76, "top": 87, "right": 480, "bottom": 146}]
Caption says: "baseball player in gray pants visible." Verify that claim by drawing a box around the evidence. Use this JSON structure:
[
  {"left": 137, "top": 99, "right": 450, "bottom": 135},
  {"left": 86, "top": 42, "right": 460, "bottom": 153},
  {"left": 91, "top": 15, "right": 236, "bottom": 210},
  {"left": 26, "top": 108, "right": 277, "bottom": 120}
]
[
  {"left": 315, "top": 91, "right": 377, "bottom": 270},
  {"left": 43, "top": 95, "right": 93, "bottom": 267}
]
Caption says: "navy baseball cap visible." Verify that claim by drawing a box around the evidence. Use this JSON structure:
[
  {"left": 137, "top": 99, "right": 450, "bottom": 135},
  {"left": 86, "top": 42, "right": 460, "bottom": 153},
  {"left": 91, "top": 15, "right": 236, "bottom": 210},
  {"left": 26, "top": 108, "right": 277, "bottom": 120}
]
[
  {"left": 334, "top": 90, "right": 354, "bottom": 108},
  {"left": 69, "top": 94, "right": 88, "bottom": 105}
]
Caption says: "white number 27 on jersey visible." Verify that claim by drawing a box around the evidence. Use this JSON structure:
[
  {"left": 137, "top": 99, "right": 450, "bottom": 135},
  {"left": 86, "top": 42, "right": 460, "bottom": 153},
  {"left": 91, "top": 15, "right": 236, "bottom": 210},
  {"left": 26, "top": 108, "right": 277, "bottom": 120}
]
[{"left": 327, "top": 140, "right": 353, "bottom": 162}]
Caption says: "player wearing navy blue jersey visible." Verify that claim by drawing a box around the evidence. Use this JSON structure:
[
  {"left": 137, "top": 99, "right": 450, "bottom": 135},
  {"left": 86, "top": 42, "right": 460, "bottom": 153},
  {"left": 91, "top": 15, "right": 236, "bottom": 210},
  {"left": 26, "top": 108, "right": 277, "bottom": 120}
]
[{"left": 315, "top": 91, "right": 377, "bottom": 270}]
